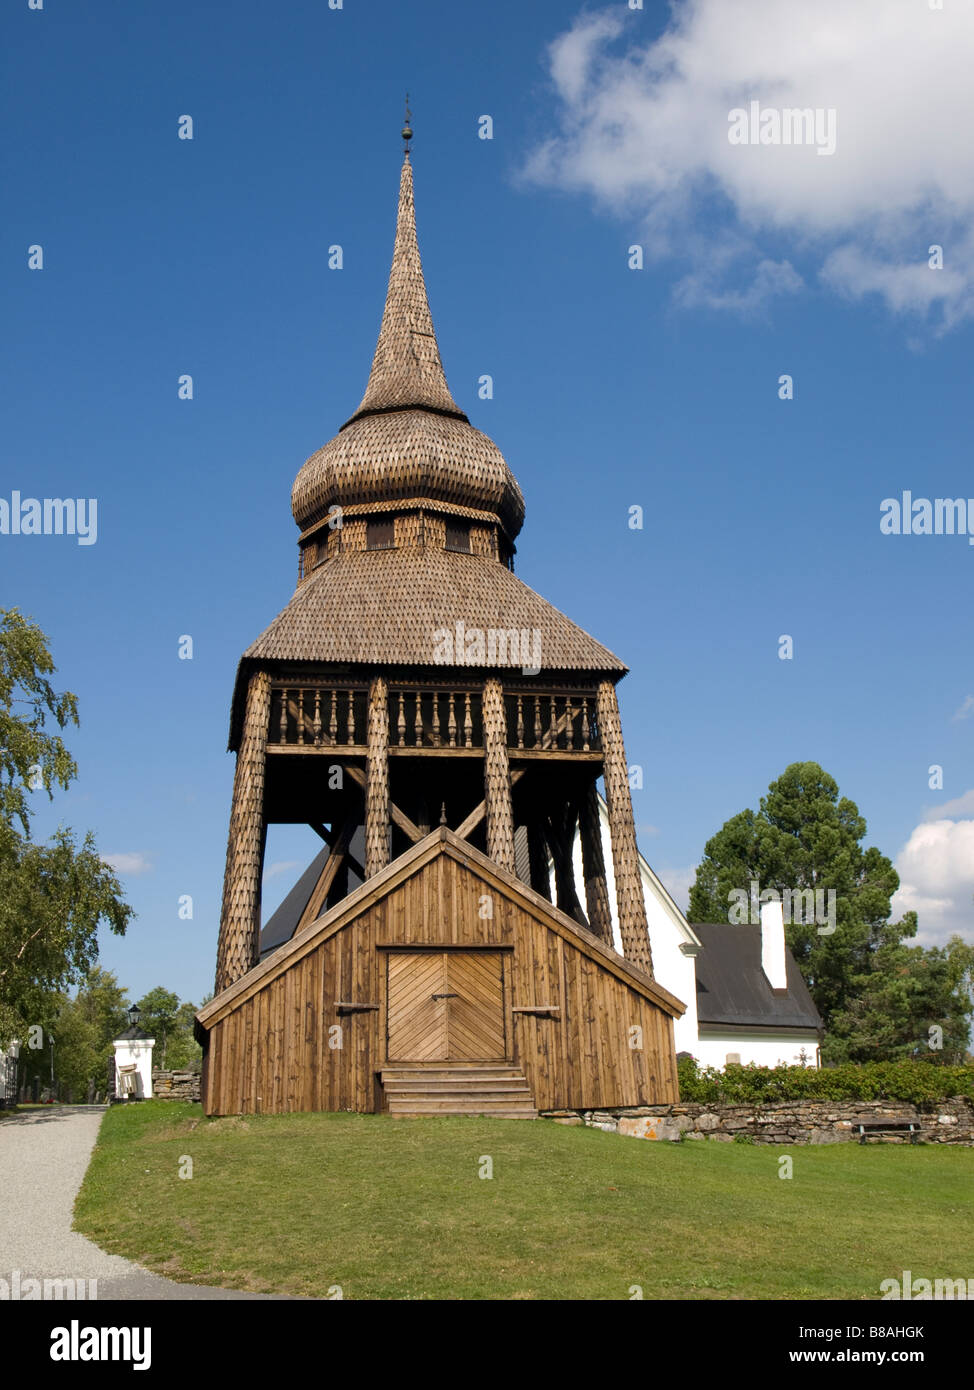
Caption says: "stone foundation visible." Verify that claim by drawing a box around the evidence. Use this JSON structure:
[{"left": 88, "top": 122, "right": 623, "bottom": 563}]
[
  {"left": 151, "top": 1069, "right": 202, "bottom": 1102},
  {"left": 541, "top": 1096, "right": 974, "bottom": 1144}
]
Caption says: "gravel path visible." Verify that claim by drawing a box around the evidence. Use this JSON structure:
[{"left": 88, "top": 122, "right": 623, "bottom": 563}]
[{"left": 0, "top": 1106, "right": 286, "bottom": 1300}]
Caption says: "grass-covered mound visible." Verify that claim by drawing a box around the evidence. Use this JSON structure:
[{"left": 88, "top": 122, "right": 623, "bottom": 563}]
[{"left": 74, "top": 1100, "right": 974, "bottom": 1300}]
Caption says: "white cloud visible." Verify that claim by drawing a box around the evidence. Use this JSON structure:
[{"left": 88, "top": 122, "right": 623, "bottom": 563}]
[
  {"left": 102, "top": 852, "right": 153, "bottom": 877},
  {"left": 263, "top": 860, "right": 302, "bottom": 881},
  {"left": 525, "top": 0, "right": 974, "bottom": 328},
  {"left": 925, "top": 788, "right": 974, "bottom": 821},
  {"left": 891, "top": 818, "right": 974, "bottom": 946},
  {"left": 674, "top": 256, "right": 802, "bottom": 314}
]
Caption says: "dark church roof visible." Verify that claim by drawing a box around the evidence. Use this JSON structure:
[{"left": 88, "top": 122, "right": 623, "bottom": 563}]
[
  {"left": 259, "top": 846, "right": 330, "bottom": 959},
  {"left": 692, "top": 922, "right": 823, "bottom": 1031},
  {"left": 259, "top": 827, "right": 367, "bottom": 959}
]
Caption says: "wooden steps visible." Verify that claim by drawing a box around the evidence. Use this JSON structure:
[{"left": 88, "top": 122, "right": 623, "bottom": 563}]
[{"left": 380, "top": 1065, "right": 538, "bottom": 1118}]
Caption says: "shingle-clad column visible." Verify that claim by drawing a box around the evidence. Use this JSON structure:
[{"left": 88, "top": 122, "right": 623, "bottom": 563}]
[
  {"left": 578, "top": 779, "right": 613, "bottom": 944},
  {"left": 365, "top": 676, "right": 390, "bottom": 878},
  {"left": 215, "top": 670, "right": 272, "bottom": 994},
  {"left": 483, "top": 679, "right": 515, "bottom": 873},
  {"left": 597, "top": 680, "right": 654, "bottom": 976}
]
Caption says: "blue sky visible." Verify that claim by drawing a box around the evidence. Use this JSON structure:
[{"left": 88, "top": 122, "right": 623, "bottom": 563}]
[{"left": 3, "top": 0, "right": 972, "bottom": 1009}]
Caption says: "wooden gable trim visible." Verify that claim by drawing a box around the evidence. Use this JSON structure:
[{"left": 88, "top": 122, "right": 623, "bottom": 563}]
[
  {"left": 437, "top": 834, "right": 686, "bottom": 1018},
  {"left": 197, "top": 827, "right": 686, "bottom": 1032}
]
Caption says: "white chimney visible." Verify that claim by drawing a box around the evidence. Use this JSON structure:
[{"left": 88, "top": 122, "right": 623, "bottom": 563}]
[{"left": 760, "top": 899, "right": 788, "bottom": 992}]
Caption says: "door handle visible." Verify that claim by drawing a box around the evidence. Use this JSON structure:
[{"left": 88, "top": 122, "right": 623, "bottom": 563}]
[{"left": 431, "top": 993, "right": 459, "bottom": 1000}]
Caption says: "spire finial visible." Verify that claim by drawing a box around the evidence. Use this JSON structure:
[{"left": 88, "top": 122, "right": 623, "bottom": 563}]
[{"left": 402, "top": 93, "right": 413, "bottom": 153}]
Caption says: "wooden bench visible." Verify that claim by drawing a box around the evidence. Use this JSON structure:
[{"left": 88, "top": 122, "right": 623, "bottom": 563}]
[{"left": 855, "top": 1118, "right": 919, "bottom": 1144}]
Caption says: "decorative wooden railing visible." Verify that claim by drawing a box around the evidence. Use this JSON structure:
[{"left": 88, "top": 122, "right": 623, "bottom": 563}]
[
  {"left": 267, "top": 682, "right": 601, "bottom": 754},
  {"left": 388, "top": 688, "right": 482, "bottom": 749},
  {"left": 503, "top": 692, "right": 599, "bottom": 752},
  {"left": 269, "top": 684, "right": 368, "bottom": 748}
]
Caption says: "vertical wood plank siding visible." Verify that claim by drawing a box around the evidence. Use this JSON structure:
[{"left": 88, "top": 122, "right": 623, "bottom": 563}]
[{"left": 201, "top": 849, "right": 678, "bottom": 1116}]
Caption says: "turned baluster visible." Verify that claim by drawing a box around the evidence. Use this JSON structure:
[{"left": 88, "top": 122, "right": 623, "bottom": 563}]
[
  {"left": 328, "top": 689, "right": 337, "bottom": 744},
  {"left": 533, "top": 695, "right": 541, "bottom": 748},
  {"left": 463, "top": 692, "right": 473, "bottom": 747},
  {"left": 296, "top": 689, "right": 305, "bottom": 745},
  {"left": 549, "top": 695, "right": 557, "bottom": 750},
  {"left": 279, "top": 687, "right": 288, "bottom": 743},
  {"left": 413, "top": 690, "right": 422, "bottom": 746},
  {"left": 448, "top": 691, "right": 457, "bottom": 747},
  {"left": 516, "top": 693, "right": 524, "bottom": 749},
  {"left": 397, "top": 690, "right": 406, "bottom": 747},
  {"left": 346, "top": 688, "right": 355, "bottom": 744},
  {"left": 567, "top": 697, "right": 577, "bottom": 750},
  {"left": 582, "top": 697, "right": 591, "bottom": 751},
  {"left": 312, "top": 688, "right": 322, "bottom": 746}
]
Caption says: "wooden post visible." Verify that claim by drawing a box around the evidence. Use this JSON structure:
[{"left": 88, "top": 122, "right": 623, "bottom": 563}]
[
  {"left": 482, "top": 678, "right": 515, "bottom": 873},
  {"left": 578, "top": 779, "right": 613, "bottom": 944},
  {"left": 365, "top": 676, "right": 390, "bottom": 878},
  {"left": 596, "top": 680, "right": 654, "bottom": 975},
  {"left": 215, "top": 669, "right": 272, "bottom": 994}
]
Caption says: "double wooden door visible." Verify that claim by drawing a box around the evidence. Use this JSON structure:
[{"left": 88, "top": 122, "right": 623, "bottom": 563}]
[{"left": 386, "top": 951, "right": 508, "bottom": 1062}]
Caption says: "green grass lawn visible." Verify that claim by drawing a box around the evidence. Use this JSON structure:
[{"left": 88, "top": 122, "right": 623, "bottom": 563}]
[{"left": 74, "top": 1101, "right": 973, "bottom": 1300}]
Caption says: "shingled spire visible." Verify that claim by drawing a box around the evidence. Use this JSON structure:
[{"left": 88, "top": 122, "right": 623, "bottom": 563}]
[
  {"left": 344, "top": 152, "right": 468, "bottom": 427},
  {"left": 291, "top": 146, "right": 524, "bottom": 539}
]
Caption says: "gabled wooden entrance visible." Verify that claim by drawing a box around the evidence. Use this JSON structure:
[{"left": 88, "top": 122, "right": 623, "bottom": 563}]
[
  {"left": 385, "top": 950, "right": 509, "bottom": 1062},
  {"left": 198, "top": 829, "right": 684, "bottom": 1117}
]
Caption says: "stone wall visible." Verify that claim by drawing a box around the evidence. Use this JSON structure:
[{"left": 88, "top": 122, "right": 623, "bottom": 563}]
[
  {"left": 151, "top": 1069, "right": 202, "bottom": 1102},
  {"left": 541, "top": 1096, "right": 974, "bottom": 1145}
]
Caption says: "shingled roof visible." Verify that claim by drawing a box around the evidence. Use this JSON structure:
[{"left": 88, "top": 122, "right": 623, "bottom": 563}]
[{"left": 243, "top": 547, "right": 626, "bottom": 671}]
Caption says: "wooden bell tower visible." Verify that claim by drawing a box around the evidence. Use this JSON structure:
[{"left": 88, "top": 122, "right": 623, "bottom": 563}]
[{"left": 213, "top": 141, "right": 656, "bottom": 1009}]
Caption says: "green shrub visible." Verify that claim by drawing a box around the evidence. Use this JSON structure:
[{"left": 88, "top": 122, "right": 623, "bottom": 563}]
[{"left": 677, "top": 1056, "right": 974, "bottom": 1106}]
